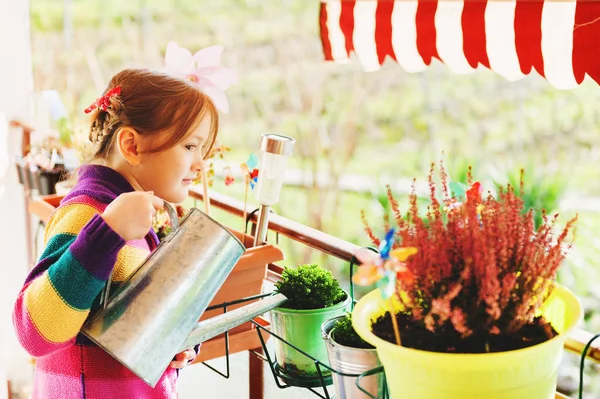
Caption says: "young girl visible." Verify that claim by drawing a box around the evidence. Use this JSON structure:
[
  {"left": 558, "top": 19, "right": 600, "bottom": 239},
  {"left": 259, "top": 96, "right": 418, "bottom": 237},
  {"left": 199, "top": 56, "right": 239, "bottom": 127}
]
[{"left": 13, "top": 68, "right": 219, "bottom": 398}]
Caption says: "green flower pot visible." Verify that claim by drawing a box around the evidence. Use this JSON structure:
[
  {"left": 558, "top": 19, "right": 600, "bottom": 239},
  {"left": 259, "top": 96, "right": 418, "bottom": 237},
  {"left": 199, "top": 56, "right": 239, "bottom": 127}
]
[{"left": 271, "top": 292, "right": 351, "bottom": 387}]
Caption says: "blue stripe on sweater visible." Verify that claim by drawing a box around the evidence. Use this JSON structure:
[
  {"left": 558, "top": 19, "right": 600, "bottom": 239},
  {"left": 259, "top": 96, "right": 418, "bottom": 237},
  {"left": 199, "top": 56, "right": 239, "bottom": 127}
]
[{"left": 45, "top": 234, "right": 105, "bottom": 311}]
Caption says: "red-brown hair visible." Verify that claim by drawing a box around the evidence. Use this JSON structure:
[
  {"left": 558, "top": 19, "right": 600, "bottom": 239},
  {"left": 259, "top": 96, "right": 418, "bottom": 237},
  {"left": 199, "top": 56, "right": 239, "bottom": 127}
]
[{"left": 88, "top": 68, "right": 218, "bottom": 159}]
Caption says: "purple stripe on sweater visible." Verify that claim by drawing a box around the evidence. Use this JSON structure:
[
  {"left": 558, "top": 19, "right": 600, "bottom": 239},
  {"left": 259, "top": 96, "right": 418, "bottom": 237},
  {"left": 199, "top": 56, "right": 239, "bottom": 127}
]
[
  {"left": 64, "top": 165, "right": 135, "bottom": 205},
  {"left": 69, "top": 214, "right": 126, "bottom": 281}
]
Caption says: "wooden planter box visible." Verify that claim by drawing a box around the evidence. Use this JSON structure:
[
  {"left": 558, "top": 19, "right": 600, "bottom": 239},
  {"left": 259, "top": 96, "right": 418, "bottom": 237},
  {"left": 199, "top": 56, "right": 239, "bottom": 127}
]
[
  {"left": 29, "top": 195, "right": 284, "bottom": 363},
  {"left": 201, "top": 230, "right": 282, "bottom": 331},
  {"left": 28, "top": 194, "right": 62, "bottom": 224}
]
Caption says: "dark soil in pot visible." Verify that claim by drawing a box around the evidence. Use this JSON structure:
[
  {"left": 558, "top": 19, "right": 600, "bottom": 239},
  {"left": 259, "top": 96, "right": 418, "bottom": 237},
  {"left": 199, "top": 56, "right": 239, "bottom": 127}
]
[{"left": 371, "top": 312, "right": 557, "bottom": 353}]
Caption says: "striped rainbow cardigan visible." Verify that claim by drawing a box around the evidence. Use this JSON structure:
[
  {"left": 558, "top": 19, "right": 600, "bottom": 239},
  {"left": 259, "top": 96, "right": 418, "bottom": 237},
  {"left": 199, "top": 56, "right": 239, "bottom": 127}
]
[{"left": 13, "top": 165, "right": 178, "bottom": 399}]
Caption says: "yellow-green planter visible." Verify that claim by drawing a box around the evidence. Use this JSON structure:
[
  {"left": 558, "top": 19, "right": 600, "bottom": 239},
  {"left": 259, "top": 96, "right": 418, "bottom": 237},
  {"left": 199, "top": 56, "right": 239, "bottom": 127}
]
[{"left": 352, "top": 285, "right": 582, "bottom": 399}]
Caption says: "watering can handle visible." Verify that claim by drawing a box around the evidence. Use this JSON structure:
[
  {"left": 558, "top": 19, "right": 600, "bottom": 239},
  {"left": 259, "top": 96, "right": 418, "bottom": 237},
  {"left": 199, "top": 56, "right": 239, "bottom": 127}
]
[
  {"left": 162, "top": 201, "right": 180, "bottom": 231},
  {"left": 100, "top": 201, "right": 179, "bottom": 310}
]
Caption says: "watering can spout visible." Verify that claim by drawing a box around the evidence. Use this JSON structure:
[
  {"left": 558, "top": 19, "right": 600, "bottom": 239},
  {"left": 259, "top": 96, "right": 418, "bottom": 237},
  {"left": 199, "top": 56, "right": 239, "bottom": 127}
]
[{"left": 177, "top": 293, "right": 287, "bottom": 352}]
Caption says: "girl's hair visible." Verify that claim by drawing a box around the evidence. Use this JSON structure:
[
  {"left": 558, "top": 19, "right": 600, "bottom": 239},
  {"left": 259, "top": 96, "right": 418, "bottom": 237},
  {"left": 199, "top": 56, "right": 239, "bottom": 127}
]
[{"left": 88, "top": 68, "right": 218, "bottom": 159}]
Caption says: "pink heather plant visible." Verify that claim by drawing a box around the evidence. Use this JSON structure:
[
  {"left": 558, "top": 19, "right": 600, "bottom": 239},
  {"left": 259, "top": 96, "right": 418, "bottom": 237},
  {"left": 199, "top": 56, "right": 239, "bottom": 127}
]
[{"left": 362, "top": 162, "right": 577, "bottom": 338}]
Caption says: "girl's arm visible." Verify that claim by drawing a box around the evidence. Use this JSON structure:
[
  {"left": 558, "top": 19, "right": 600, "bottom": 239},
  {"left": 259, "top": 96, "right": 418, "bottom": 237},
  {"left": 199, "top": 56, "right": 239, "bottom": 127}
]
[{"left": 12, "top": 197, "right": 125, "bottom": 357}]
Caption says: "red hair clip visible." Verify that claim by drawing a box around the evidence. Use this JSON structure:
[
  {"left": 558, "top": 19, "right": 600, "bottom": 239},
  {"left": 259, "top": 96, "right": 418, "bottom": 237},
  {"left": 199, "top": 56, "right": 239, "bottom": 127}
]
[{"left": 84, "top": 86, "right": 122, "bottom": 114}]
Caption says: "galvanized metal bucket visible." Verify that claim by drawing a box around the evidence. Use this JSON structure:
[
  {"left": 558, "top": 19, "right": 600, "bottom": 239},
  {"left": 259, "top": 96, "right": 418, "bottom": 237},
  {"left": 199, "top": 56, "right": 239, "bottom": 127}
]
[
  {"left": 321, "top": 316, "right": 385, "bottom": 399},
  {"left": 81, "top": 202, "right": 286, "bottom": 387}
]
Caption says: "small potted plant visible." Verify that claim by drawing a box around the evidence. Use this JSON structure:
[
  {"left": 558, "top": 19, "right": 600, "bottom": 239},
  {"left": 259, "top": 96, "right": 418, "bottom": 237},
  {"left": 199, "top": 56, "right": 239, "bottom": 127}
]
[
  {"left": 22, "top": 145, "right": 67, "bottom": 195},
  {"left": 352, "top": 163, "right": 581, "bottom": 399},
  {"left": 321, "top": 313, "right": 384, "bottom": 399},
  {"left": 271, "top": 263, "right": 351, "bottom": 387}
]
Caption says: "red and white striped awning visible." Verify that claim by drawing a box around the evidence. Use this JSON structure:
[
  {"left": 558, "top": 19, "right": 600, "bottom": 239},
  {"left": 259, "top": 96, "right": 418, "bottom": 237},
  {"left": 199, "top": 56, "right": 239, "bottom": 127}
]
[{"left": 319, "top": 0, "right": 600, "bottom": 89}]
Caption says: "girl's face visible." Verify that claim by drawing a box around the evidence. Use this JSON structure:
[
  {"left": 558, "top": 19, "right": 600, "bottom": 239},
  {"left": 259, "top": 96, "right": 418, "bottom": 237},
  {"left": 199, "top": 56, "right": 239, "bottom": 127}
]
[{"left": 133, "top": 116, "right": 211, "bottom": 203}]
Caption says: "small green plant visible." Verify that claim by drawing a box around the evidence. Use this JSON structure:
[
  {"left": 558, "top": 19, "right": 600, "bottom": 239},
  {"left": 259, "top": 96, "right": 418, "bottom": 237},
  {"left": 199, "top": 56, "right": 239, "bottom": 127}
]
[
  {"left": 275, "top": 264, "right": 347, "bottom": 310},
  {"left": 331, "top": 314, "right": 374, "bottom": 349}
]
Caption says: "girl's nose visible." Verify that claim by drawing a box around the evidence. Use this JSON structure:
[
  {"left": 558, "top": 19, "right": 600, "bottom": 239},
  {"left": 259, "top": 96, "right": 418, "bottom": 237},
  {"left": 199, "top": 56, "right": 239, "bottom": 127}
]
[{"left": 192, "top": 157, "right": 206, "bottom": 173}]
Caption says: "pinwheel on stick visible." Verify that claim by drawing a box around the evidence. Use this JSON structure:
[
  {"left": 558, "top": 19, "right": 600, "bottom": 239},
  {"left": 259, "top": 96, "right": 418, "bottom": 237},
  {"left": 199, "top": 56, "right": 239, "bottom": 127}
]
[{"left": 353, "top": 228, "right": 418, "bottom": 346}]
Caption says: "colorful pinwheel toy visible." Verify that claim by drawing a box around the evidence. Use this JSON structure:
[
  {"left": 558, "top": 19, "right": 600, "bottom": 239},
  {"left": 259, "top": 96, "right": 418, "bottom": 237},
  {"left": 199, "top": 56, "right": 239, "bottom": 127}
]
[
  {"left": 353, "top": 228, "right": 418, "bottom": 299},
  {"left": 352, "top": 228, "right": 417, "bottom": 345},
  {"left": 240, "top": 153, "right": 259, "bottom": 189}
]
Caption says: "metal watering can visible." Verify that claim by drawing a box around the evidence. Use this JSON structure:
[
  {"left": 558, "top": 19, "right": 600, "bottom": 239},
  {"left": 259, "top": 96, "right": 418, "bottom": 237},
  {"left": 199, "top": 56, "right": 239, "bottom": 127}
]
[{"left": 82, "top": 202, "right": 287, "bottom": 387}]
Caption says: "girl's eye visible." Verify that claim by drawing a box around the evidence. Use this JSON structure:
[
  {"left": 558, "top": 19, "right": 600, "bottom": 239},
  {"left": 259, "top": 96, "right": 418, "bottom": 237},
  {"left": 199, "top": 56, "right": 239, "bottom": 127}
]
[{"left": 185, "top": 144, "right": 197, "bottom": 151}]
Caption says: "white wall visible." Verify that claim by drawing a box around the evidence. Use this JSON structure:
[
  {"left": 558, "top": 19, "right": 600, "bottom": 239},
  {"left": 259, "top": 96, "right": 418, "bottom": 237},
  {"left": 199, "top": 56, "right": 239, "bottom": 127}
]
[{"left": 0, "top": 0, "right": 34, "bottom": 393}]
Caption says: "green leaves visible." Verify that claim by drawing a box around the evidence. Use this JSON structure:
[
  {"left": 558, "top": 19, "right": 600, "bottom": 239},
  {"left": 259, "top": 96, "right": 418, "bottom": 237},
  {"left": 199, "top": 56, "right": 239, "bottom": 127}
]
[
  {"left": 331, "top": 313, "right": 374, "bottom": 349},
  {"left": 275, "top": 264, "right": 346, "bottom": 310}
]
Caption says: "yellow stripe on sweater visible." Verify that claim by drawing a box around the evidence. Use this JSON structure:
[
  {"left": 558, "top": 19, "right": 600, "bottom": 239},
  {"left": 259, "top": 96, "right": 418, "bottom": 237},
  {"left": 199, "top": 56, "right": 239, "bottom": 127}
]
[
  {"left": 24, "top": 273, "right": 89, "bottom": 343},
  {"left": 44, "top": 203, "right": 100, "bottom": 245},
  {"left": 112, "top": 246, "right": 150, "bottom": 282}
]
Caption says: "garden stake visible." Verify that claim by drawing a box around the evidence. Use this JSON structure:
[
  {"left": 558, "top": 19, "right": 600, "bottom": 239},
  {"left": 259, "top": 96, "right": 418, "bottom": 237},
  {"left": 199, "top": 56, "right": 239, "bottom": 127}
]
[
  {"left": 242, "top": 175, "right": 249, "bottom": 232},
  {"left": 388, "top": 298, "right": 402, "bottom": 346},
  {"left": 353, "top": 229, "right": 417, "bottom": 347},
  {"left": 201, "top": 168, "right": 210, "bottom": 215}
]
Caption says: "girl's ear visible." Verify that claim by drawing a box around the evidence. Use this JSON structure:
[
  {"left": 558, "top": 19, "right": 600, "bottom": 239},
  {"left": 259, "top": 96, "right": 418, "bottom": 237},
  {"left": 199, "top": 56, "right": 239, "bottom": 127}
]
[{"left": 115, "top": 127, "right": 142, "bottom": 166}]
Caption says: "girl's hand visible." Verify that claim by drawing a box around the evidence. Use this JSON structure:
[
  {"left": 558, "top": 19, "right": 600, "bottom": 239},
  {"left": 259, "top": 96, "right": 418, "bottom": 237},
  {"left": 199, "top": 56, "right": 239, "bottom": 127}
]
[
  {"left": 169, "top": 348, "right": 196, "bottom": 369},
  {"left": 102, "top": 191, "right": 164, "bottom": 241}
]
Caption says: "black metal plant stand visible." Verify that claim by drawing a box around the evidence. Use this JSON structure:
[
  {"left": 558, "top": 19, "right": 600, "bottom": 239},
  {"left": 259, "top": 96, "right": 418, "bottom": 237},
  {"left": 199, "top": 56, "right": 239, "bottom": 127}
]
[
  {"left": 250, "top": 318, "right": 388, "bottom": 399},
  {"left": 199, "top": 291, "right": 388, "bottom": 398},
  {"left": 199, "top": 292, "right": 274, "bottom": 379}
]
